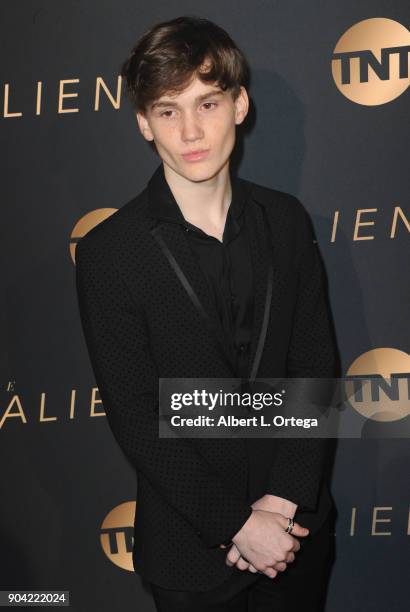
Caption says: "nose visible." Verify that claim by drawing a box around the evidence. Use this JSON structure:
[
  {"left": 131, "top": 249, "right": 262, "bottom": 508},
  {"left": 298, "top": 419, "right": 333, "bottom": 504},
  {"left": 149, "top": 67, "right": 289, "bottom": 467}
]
[{"left": 180, "top": 110, "right": 204, "bottom": 143}]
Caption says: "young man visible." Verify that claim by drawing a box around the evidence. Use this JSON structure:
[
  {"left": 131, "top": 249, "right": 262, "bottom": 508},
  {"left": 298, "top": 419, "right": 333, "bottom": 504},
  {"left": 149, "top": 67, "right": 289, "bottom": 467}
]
[{"left": 75, "top": 16, "right": 339, "bottom": 612}]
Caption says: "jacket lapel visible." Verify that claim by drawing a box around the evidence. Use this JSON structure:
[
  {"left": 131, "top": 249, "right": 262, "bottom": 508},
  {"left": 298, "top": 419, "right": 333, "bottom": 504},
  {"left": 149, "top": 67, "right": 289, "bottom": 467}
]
[
  {"left": 150, "top": 220, "right": 239, "bottom": 373},
  {"left": 245, "top": 197, "right": 274, "bottom": 381}
]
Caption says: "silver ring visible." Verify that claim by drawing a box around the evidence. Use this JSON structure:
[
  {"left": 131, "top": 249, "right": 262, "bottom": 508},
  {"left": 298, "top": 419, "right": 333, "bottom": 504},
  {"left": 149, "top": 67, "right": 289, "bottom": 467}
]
[{"left": 285, "top": 517, "right": 294, "bottom": 534}]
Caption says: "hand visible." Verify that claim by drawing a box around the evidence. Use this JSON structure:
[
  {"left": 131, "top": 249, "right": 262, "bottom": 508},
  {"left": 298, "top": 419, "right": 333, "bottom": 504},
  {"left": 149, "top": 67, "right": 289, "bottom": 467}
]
[
  {"left": 227, "top": 508, "right": 309, "bottom": 579},
  {"left": 225, "top": 495, "right": 299, "bottom": 575}
]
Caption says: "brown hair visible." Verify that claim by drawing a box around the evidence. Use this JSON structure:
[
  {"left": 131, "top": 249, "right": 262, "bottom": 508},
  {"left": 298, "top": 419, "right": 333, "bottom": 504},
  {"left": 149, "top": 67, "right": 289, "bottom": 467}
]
[{"left": 120, "top": 15, "right": 250, "bottom": 113}]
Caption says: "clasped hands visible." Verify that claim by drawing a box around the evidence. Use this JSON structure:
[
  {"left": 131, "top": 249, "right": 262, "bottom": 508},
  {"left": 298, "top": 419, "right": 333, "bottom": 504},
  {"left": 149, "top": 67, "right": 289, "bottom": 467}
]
[{"left": 224, "top": 494, "right": 309, "bottom": 579}]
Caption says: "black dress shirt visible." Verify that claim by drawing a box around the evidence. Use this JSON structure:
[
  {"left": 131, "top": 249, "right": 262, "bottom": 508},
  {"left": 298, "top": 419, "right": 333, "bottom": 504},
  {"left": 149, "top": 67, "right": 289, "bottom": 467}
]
[{"left": 148, "top": 164, "right": 255, "bottom": 378}]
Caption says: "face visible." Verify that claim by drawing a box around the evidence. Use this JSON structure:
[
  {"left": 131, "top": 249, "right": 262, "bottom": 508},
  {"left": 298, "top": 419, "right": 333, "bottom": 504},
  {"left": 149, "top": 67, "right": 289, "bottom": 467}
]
[{"left": 136, "top": 74, "right": 249, "bottom": 183}]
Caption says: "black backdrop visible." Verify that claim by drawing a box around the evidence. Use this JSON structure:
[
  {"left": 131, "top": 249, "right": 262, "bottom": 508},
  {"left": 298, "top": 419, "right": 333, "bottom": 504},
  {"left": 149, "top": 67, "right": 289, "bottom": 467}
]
[{"left": 2, "top": 2, "right": 409, "bottom": 611}]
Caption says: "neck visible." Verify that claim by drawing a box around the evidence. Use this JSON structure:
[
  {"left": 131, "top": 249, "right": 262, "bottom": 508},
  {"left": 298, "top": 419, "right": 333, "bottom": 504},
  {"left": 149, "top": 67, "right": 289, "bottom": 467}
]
[{"left": 162, "top": 160, "right": 232, "bottom": 227}]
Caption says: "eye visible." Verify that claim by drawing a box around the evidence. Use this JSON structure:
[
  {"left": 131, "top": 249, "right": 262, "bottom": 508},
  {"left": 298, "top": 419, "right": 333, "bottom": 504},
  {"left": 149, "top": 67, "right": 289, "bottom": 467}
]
[
  {"left": 160, "top": 110, "right": 176, "bottom": 118},
  {"left": 201, "top": 102, "right": 218, "bottom": 110}
]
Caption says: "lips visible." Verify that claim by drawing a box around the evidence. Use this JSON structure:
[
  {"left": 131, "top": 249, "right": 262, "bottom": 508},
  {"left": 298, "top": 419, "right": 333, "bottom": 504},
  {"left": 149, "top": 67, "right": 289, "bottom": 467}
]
[{"left": 181, "top": 149, "right": 210, "bottom": 162}]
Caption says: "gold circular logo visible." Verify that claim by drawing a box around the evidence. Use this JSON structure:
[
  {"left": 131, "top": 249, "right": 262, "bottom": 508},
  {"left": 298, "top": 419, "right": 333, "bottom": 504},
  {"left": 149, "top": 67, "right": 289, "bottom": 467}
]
[
  {"left": 345, "top": 348, "right": 410, "bottom": 422},
  {"left": 332, "top": 18, "right": 410, "bottom": 105},
  {"left": 100, "top": 501, "right": 136, "bottom": 571},
  {"left": 70, "top": 208, "right": 118, "bottom": 264}
]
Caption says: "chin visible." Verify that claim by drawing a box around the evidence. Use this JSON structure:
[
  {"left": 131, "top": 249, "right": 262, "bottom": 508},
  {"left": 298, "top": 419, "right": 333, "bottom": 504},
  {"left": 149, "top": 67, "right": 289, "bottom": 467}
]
[{"left": 179, "top": 161, "right": 225, "bottom": 183}]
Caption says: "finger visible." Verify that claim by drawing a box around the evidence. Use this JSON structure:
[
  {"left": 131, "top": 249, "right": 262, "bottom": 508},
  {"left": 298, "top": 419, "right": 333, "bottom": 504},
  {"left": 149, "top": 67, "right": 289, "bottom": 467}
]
[
  {"left": 278, "top": 514, "right": 309, "bottom": 536},
  {"left": 272, "top": 561, "right": 287, "bottom": 572},
  {"left": 285, "top": 552, "right": 295, "bottom": 564},
  {"left": 278, "top": 515, "right": 309, "bottom": 537},
  {"left": 235, "top": 557, "right": 250, "bottom": 571},
  {"left": 225, "top": 547, "right": 241, "bottom": 566},
  {"left": 247, "top": 564, "right": 259, "bottom": 574},
  {"left": 290, "top": 537, "right": 301, "bottom": 553},
  {"left": 263, "top": 567, "right": 278, "bottom": 579}
]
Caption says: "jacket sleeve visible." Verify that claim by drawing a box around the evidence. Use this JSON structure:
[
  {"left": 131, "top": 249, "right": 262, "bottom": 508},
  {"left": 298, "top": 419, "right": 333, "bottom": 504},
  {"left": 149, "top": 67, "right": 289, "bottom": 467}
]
[
  {"left": 75, "top": 236, "right": 252, "bottom": 547},
  {"left": 264, "top": 200, "right": 339, "bottom": 511}
]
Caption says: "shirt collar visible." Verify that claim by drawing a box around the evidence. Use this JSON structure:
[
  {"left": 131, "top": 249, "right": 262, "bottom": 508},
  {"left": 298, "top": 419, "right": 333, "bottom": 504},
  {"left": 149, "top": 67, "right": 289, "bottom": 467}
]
[{"left": 147, "top": 163, "right": 249, "bottom": 227}]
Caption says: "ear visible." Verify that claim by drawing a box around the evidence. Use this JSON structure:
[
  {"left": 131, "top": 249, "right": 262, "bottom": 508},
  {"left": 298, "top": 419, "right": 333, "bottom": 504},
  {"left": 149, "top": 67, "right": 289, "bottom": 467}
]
[
  {"left": 234, "top": 86, "right": 249, "bottom": 126},
  {"left": 135, "top": 111, "right": 154, "bottom": 141}
]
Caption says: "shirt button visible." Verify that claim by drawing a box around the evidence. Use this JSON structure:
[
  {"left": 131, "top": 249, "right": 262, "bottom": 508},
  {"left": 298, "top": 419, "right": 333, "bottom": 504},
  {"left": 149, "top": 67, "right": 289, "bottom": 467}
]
[{"left": 239, "top": 344, "right": 246, "bottom": 352}]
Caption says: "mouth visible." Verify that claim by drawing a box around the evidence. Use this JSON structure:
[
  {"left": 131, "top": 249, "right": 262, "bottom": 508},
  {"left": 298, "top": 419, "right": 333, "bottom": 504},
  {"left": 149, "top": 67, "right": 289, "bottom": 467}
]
[{"left": 181, "top": 149, "right": 210, "bottom": 162}]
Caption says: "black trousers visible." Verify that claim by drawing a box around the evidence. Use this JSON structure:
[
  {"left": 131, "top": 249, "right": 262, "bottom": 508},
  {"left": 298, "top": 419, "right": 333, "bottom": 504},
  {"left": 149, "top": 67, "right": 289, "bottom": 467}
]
[{"left": 149, "top": 514, "right": 334, "bottom": 611}]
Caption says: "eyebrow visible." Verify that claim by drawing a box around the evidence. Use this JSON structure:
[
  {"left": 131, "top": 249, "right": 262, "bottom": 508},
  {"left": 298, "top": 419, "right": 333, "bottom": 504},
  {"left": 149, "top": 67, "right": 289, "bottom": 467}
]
[{"left": 150, "top": 89, "right": 224, "bottom": 111}]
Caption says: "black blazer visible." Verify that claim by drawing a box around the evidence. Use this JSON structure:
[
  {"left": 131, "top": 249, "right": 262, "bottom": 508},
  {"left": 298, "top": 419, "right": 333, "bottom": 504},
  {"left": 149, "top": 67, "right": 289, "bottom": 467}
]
[{"left": 75, "top": 168, "right": 339, "bottom": 591}]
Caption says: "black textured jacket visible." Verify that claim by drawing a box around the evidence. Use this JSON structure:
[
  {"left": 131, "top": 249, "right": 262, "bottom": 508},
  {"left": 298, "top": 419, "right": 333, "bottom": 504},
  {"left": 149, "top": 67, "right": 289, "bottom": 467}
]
[{"left": 75, "top": 166, "right": 339, "bottom": 591}]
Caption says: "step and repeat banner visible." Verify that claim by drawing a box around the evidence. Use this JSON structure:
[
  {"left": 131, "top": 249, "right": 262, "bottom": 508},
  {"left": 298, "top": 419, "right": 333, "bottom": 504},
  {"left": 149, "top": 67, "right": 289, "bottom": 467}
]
[{"left": 2, "top": 2, "right": 409, "bottom": 611}]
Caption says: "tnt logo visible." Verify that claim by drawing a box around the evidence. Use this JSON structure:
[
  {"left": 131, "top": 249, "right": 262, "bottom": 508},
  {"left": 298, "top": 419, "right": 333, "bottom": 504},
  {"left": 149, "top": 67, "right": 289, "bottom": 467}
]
[
  {"left": 345, "top": 348, "right": 410, "bottom": 422},
  {"left": 332, "top": 18, "right": 410, "bottom": 105},
  {"left": 70, "top": 208, "right": 117, "bottom": 264},
  {"left": 100, "top": 501, "right": 136, "bottom": 571}
]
